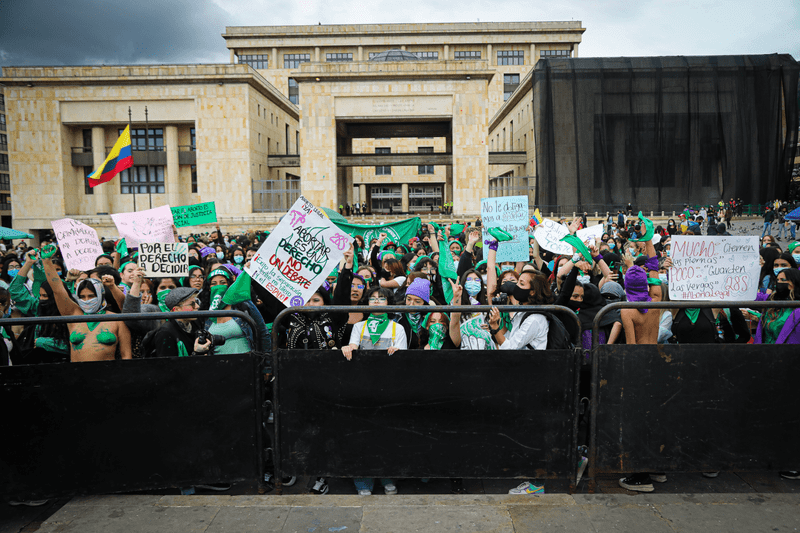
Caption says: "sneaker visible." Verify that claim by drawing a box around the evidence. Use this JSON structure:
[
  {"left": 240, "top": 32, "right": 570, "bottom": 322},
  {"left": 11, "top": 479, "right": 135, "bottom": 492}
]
[
  {"left": 309, "top": 477, "right": 329, "bottom": 495},
  {"left": 702, "top": 472, "right": 719, "bottom": 478},
  {"left": 619, "top": 474, "right": 654, "bottom": 492},
  {"left": 8, "top": 500, "right": 49, "bottom": 507},
  {"left": 358, "top": 489, "right": 372, "bottom": 496},
  {"left": 383, "top": 483, "right": 398, "bottom": 495},
  {"left": 508, "top": 481, "right": 544, "bottom": 495},
  {"left": 780, "top": 471, "right": 800, "bottom": 480},
  {"left": 650, "top": 473, "right": 667, "bottom": 483},
  {"left": 196, "top": 483, "right": 231, "bottom": 491}
]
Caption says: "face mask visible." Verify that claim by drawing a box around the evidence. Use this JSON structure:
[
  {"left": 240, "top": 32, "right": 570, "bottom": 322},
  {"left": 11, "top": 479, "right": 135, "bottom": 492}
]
[
  {"left": 577, "top": 275, "right": 591, "bottom": 285},
  {"left": 216, "top": 252, "right": 225, "bottom": 260},
  {"left": 7, "top": 269, "right": 19, "bottom": 277},
  {"left": 793, "top": 254, "right": 800, "bottom": 265},
  {"left": 452, "top": 249, "right": 462, "bottom": 257},
  {"left": 775, "top": 282, "right": 791, "bottom": 299},
  {"left": 774, "top": 267, "right": 787, "bottom": 277},
  {"left": 512, "top": 284, "right": 530, "bottom": 303},
  {"left": 464, "top": 279, "right": 481, "bottom": 297},
  {"left": 481, "top": 274, "right": 488, "bottom": 284},
  {"left": 73, "top": 278, "right": 106, "bottom": 314},
  {"left": 608, "top": 243, "right": 616, "bottom": 249},
  {"left": 501, "top": 265, "right": 514, "bottom": 272},
  {"left": 209, "top": 284, "right": 228, "bottom": 311},
  {"left": 659, "top": 273, "right": 669, "bottom": 283},
  {"left": 234, "top": 255, "right": 244, "bottom": 264}
]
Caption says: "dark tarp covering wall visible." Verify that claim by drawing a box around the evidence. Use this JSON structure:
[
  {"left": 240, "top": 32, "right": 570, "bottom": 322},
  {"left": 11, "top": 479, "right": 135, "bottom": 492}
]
[{"left": 533, "top": 55, "right": 799, "bottom": 210}]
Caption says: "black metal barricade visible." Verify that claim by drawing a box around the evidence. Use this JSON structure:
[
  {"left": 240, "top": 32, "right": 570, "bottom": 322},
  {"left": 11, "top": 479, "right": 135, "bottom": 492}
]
[
  {"left": 589, "top": 301, "right": 800, "bottom": 478},
  {"left": 270, "top": 305, "right": 582, "bottom": 481},
  {"left": 0, "top": 311, "right": 264, "bottom": 500}
]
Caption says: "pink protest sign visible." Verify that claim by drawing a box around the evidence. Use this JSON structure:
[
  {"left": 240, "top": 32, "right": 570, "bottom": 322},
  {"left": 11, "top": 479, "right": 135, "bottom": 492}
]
[
  {"left": 51, "top": 218, "right": 104, "bottom": 272},
  {"left": 111, "top": 205, "right": 175, "bottom": 248}
]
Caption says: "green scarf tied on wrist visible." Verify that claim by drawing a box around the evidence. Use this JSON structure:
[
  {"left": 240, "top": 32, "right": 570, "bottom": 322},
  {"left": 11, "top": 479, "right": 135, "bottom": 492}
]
[
  {"left": 427, "top": 322, "right": 446, "bottom": 350},
  {"left": 365, "top": 313, "right": 391, "bottom": 345}
]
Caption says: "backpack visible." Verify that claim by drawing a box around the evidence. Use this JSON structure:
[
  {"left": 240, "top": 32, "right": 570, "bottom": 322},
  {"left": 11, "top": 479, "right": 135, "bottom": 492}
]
[{"left": 519, "top": 310, "right": 574, "bottom": 350}]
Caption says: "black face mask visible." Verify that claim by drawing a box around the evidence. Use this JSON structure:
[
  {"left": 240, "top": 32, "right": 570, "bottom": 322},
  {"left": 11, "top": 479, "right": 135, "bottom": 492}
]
[
  {"left": 774, "top": 282, "right": 791, "bottom": 300},
  {"left": 512, "top": 284, "right": 530, "bottom": 304},
  {"left": 500, "top": 281, "right": 517, "bottom": 295}
]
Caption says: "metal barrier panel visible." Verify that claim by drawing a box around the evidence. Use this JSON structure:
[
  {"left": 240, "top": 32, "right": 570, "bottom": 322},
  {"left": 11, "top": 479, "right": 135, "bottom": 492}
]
[
  {"left": 593, "top": 344, "right": 800, "bottom": 474},
  {"left": 276, "top": 348, "right": 578, "bottom": 479},
  {"left": 1, "top": 354, "right": 261, "bottom": 500}
]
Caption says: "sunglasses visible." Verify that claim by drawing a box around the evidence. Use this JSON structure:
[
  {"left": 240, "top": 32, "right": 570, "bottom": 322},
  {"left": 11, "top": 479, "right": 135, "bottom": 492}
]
[{"left": 353, "top": 284, "right": 365, "bottom": 289}]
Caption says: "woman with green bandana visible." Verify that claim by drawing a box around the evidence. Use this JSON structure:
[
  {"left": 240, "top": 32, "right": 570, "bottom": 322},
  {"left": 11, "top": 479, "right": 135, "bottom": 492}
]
[
  {"left": 118, "top": 261, "right": 137, "bottom": 293},
  {"left": 154, "top": 277, "right": 179, "bottom": 312},
  {"left": 14, "top": 280, "right": 70, "bottom": 365},
  {"left": 39, "top": 246, "right": 132, "bottom": 362},
  {"left": 396, "top": 277, "right": 433, "bottom": 350},
  {"left": 122, "top": 266, "right": 163, "bottom": 358},
  {"left": 356, "top": 265, "right": 378, "bottom": 289},
  {"left": 341, "top": 285, "right": 404, "bottom": 497},
  {"left": 419, "top": 312, "right": 457, "bottom": 350},
  {"left": 412, "top": 257, "right": 445, "bottom": 304},
  {"left": 203, "top": 268, "right": 269, "bottom": 354},
  {"left": 332, "top": 245, "right": 369, "bottom": 343}
]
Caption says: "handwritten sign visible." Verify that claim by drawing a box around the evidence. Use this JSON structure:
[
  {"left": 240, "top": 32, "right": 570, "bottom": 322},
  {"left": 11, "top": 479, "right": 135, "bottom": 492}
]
[
  {"left": 576, "top": 224, "right": 605, "bottom": 246},
  {"left": 171, "top": 202, "right": 217, "bottom": 228},
  {"left": 138, "top": 242, "right": 189, "bottom": 277},
  {"left": 669, "top": 236, "right": 759, "bottom": 301},
  {"left": 51, "top": 218, "right": 103, "bottom": 271},
  {"left": 246, "top": 196, "right": 353, "bottom": 307},
  {"left": 481, "top": 195, "right": 530, "bottom": 262},
  {"left": 111, "top": 205, "right": 175, "bottom": 248},
  {"left": 533, "top": 219, "right": 572, "bottom": 255}
]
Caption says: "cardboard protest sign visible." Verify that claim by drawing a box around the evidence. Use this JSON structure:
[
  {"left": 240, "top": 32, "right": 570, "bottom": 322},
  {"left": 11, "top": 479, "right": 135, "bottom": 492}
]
[
  {"left": 533, "top": 219, "right": 572, "bottom": 255},
  {"left": 138, "top": 242, "right": 189, "bottom": 277},
  {"left": 576, "top": 223, "right": 605, "bottom": 246},
  {"left": 246, "top": 196, "right": 354, "bottom": 307},
  {"left": 481, "top": 195, "right": 530, "bottom": 262},
  {"left": 669, "top": 236, "right": 759, "bottom": 301},
  {"left": 171, "top": 202, "right": 217, "bottom": 228},
  {"left": 51, "top": 218, "right": 103, "bottom": 271},
  {"left": 111, "top": 205, "right": 175, "bottom": 248}
]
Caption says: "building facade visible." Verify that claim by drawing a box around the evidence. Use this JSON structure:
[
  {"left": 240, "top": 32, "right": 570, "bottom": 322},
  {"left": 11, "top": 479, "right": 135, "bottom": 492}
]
[{"left": 0, "top": 87, "right": 11, "bottom": 227}]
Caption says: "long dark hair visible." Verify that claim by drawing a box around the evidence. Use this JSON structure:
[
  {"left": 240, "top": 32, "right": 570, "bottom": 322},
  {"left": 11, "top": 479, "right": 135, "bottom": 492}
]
[{"left": 759, "top": 247, "right": 781, "bottom": 287}]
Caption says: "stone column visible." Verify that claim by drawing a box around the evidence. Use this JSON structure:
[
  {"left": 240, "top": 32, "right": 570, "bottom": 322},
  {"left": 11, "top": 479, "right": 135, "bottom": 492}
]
[
  {"left": 300, "top": 88, "right": 338, "bottom": 209},
  {"left": 315, "top": 47, "right": 320, "bottom": 63},
  {"left": 358, "top": 46, "right": 363, "bottom": 61},
  {"left": 444, "top": 44, "right": 449, "bottom": 60},
  {"left": 165, "top": 126, "right": 180, "bottom": 208},
  {"left": 487, "top": 44, "right": 493, "bottom": 66},
  {"left": 91, "top": 127, "right": 110, "bottom": 214},
  {"left": 401, "top": 183, "right": 409, "bottom": 213},
  {"left": 530, "top": 43, "right": 537, "bottom": 64},
  {"left": 359, "top": 183, "right": 366, "bottom": 203},
  {"left": 272, "top": 48, "right": 278, "bottom": 68},
  {"left": 573, "top": 43, "right": 579, "bottom": 58}
]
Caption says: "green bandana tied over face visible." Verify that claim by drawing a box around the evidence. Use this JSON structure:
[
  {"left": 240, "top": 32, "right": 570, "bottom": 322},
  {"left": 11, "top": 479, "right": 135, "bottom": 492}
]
[
  {"left": 428, "top": 322, "right": 446, "bottom": 350},
  {"left": 407, "top": 312, "right": 423, "bottom": 334},
  {"left": 209, "top": 284, "right": 228, "bottom": 312},
  {"left": 366, "top": 313, "right": 391, "bottom": 345},
  {"left": 157, "top": 289, "right": 171, "bottom": 313},
  {"left": 684, "top": 308, "right": 701, "bottom": 324}
]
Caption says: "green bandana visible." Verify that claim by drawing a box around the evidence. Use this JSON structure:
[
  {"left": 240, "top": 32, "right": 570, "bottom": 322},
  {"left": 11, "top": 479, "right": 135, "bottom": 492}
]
[
  {"left": 685, "top": 308, "right": 701, "bottom": 324},
  {"left": 222, "top": 271, "right": 252, "bottom": 306},
  {"left": 365, "top": 313, "right": 391, "bottom": 345},
  {"left": 428, "top": 322, "right": 446, "bottom": 350},
  {"left": 119, "top": 261, "right": 134, "bottom": 274},
  {"left": 177, "top": 342, "right": 190, "bottom": 358},
  {"left": 157, "top": 289, "right": 171, "bottom": 313},
  {"left": 209, "top": 284, "right": 228, "bottom": 312},
  {"left": 407, "top": 312, "right": 423, "bottom": 334},
  {"left": 208, "top": 268, "right": 233, "bottom": 282},
  {"left": 116, "top": 238, "right": 128, "bottom": 257}
]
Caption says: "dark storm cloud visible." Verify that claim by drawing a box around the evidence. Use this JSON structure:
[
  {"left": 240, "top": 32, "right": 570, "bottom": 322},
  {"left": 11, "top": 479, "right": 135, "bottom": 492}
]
[{"left": 0, "top": 0, "right": 235, "bottom": 66}]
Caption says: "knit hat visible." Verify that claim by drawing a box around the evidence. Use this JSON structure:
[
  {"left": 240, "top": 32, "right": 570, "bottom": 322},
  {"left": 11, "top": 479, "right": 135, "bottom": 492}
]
[
  {"left": 788, "top": 241, "right": 800, "bottom": 253},
  {"left": 600, "top": 281, "right": 626, "bottom": 301},
  {"left": 200, "top": 246, "right": 216, "bottom": 258},
  {"left": 405, "top": 278, "right": 431, "bottom": 304},
  {"left": 624, "top": 265, "right": 651, "bottom": 311},
  {"left": 164, "top": 287, "right": 201, "bottom": 310}
]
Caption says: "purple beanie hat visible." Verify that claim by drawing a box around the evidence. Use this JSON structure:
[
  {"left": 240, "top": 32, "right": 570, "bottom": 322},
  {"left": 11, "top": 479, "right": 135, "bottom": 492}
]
[
  {"left": 624, "top": 265, "right": 651, "bottom": 313},
  {"left": 405, "top": 278, "right": 431, "bottom": 304},
  {"left": 200, "top": 246, "right": 216, "bottom": 258}
]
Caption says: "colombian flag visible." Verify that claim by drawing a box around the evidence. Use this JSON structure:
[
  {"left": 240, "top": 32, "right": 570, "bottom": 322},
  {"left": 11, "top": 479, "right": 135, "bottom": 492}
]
[
  {"left": 530, "top": 208, "right": 543, "bottom": 226},
  {"left": 87, "top": 126, "right": 133, "bottom": 187}
]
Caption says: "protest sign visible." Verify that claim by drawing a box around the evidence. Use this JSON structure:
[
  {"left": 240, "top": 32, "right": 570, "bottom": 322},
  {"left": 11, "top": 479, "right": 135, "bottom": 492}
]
[
  {"left": 668, "top": 236, "right": 759, "bottom": 301},
  {"left": 247, "top": 196, "right": 353, "bottom": 307},
  {"left": 138, "top": 242, "right": 189, "bottom": 277},
  {"left": 576, "top": 223, "right": 605, "bottom": 246},
  {"left": 111, "top": 205, "right": 175, "bottom": 248},
  {"left": 51, "top": 218, "right": 103, "bottom": 271},
  {"left": 533, "top": 219, "right": 572, "bottom": 255},
  {"left": 171, "top": 202, "right": 217, "bottom": 228},
  {"left": 481, "top": 195, "right": 529, "bottom": 262},
  {"left": 335, "top": 217, "right": 421, "bottom": 247}
]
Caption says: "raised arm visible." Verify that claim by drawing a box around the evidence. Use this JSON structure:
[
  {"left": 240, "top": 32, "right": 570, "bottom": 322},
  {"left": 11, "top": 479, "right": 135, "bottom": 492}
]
[
  {"left": 486, "top": 238, "right": 499, "bottom": 301},
  {"left": 40, "top": 247, "right": 81, "bottom": 317}
]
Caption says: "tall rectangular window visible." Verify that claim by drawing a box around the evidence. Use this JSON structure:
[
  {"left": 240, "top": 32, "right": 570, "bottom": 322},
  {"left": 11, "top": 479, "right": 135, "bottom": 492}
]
[
  {"left": 120, "top": 166, "right": 165, "bottom": 194},
  {"left": 82, "top": 129, "right": 92, "bottom": 150},
  {"left": 0, "top": 154, "right": 7, "bottom": 171},
  {"left": 418, "top": 147, "right": 434, "bottom": 174},
  {"left": 122, "top": 128, "right": 164, "bottom": 151},
  {"left": 455, "top": 50, "right": 481, "bottom": 59},
  {"left": 0, "top": 133, "right": 7, "bottom": 152},
  {"left": 503, "top": 73, "right": 520, "bottom": 101},
  {"left": 0, "top": 193, "right": 10, "bottom": 211},
  {"left": 497, "top": 50, "right": 524, "bottom": 65},
  {"left": 375, "top": 147, "right": 391, "bottom": 175},
  {"left": 190, "top": 128, "right": 196, "bottom": 150},
  {"left": 238, "top": 54, "right": 269, "bottom": 69},
  {"left": 191, "top": 165, "right": 197, "bottom": 193},
  {"left": 326, "top": 52, "right": 352, "bottom": 62},
  {"left": 284, "top": 53, "right": 310, "bottom": 68},
  {"left": 83, "top": 166, "right": 94, "bottom": 195},
  {"left": 288, "top": 78, "right": 299, "bottom": 105},
  {"left": 0, "top": 113, "right": 6, "bottom": 131},
  {"left": 416, "top": 51, "right": 438, "bottom": 60},
  {"left": 539, "top": 49, "right": 572, "bottom": 58},
  {"left": 0, "top": 173, "right": 10, "bottom": 191}
]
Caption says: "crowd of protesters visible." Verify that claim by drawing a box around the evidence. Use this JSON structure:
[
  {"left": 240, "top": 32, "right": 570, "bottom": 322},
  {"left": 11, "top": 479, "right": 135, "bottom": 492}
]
[{"left": 1, "top": 202, "right": 799, "bottom": 499}]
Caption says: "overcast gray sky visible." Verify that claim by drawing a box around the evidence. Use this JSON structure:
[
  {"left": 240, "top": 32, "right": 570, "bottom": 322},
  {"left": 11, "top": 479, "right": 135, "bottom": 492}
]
[{"left": 1, "top": 0, "right": 797, "bottom": 66}]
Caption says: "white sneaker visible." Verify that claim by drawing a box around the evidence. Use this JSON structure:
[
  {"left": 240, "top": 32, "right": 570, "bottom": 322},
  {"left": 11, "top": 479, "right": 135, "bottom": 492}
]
[
  {"left": 383, "top": 483, "right": 398, "bottom": 495},
  {"left": 508, "top": 481, "right": 544, "bottom": 495},
  {"left": 358, "top": 489, "right": 372, "bottom": 496}
]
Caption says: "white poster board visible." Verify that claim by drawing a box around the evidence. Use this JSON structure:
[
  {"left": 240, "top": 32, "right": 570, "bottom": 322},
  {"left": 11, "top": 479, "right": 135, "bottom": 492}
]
[
  {"left": 533, "top": 219, "right": 572, "bottom": 255},
  {"left": 111, "top": 205, "right": 175, "bottom": 248},
  {"left": 138, "top": 242, "right": 189, "bottom": 277},
  {"left": 480, "top": 195, "right": 530, "bottom": 262},
  {"left": 668, "top": 236, "right": 759, "bottom": 301},
  {"left": 50, "top": 218, "right": 103, "bottom": 272},
  {"left": 576, "top": 223, "right": 605, "bottom": 246},
  {"left": 246, "top": 196, "right": 354, "bottom": 307}
]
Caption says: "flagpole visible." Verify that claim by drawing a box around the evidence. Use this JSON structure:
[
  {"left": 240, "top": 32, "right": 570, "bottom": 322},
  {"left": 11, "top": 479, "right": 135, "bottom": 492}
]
[
  {"left": 128, "top": 106, "right": 136, "bottom": 212},
  {"left": 145, "top": 106, "right": 152, "bottom": 209}
]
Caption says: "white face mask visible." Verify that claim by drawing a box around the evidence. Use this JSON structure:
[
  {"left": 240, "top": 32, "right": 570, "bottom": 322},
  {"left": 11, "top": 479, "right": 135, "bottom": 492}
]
[{"left": 577, "top": 275, "right": 591, "bottom": 285}]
